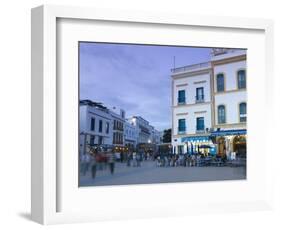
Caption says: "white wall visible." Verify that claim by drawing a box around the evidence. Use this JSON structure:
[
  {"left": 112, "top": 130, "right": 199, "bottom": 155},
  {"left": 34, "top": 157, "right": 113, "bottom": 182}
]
[
  {"left": 173, "top": 72, "right": 211, "bottom": 105},
  {"left": 1, "top": 0, "right": 281, "bottom": 230},
  {"left": 214, "top": 60, "right": 246, "bottom": 92},
  {"left": 172, "top": 70, "right": 212, "bottom": 142},
  {"left": 213, "top": 60, "right": 247, "bottom": 125},
  {"left": 124, "top": 122, "right": 137, "bottom": 143},
  {"left": 173, "top": 104, "right": 212, "bottom": 135},
  {"left": 215, "top": 91, "right": 247, "bottom": 125}
]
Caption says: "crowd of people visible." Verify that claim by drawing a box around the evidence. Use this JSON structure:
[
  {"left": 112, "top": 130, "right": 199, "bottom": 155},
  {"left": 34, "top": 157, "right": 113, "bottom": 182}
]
[
  {"left": 80, "top": 147, "right": 243, "bottom": 180},
  {"left": 80, "top": 150, "right": 116, "bottom": 179},
  {"left": 154, "top": 153, "right": 224, "bottom": 167}
]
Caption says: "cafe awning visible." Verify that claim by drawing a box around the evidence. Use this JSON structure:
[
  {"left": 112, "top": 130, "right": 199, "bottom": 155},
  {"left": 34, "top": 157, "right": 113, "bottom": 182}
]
[
  {"left": 210, "top": 129, "right": 246, "bottom": 137},
  {"left": 181, "top": 136, "right": 210, "bottom": 143}
]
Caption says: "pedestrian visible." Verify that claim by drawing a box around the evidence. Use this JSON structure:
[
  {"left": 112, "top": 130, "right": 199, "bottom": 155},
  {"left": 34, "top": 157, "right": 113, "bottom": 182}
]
[
  {"left": 80, "top": 153, "right": 90, "bottom": 176},
  {"left": 156, "top": 156, "right": 161, "bottom": 167},
  {"left": 127, "top": 152, "right": 131, "bottom": 167},
  {"left": 108, "top": 151, "right": 115, "bottom": 175},
  {"left": 136, "top": 153, "right": 141, "bottom": 167},
  {"left": 91, "top": 153, "right": 97, "bottom": 179},
  {"left": 80, "top": 153, "right": 86, "bottom": 175},
  {"left": 132, "top": 152, "right": 137, "bottom": 167},
  {"left": 86, "top": 152, "right": 92, "bottom": 173}
]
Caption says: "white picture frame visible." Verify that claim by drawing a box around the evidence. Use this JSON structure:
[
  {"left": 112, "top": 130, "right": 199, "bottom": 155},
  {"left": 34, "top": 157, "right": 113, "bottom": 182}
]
[{"left": 31, "top": 5, "right": 274, "bottom": 225}]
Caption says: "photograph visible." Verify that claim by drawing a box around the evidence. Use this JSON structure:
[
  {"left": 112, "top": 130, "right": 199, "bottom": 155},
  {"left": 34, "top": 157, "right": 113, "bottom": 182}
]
[{"left": 78, "top": 42, "right": 247, "bottom": 187}]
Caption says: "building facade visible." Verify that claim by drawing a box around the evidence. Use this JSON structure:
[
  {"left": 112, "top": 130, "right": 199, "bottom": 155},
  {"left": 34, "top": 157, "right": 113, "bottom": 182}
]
[
  {"left": 124, "top": 120, "right": 138, "bottom": 151},
  {"left": 128, "top": 116, "right": 161, "bottom": 152},
  {"left": 211, "top": 49, "right": 247, "bottom": 157},
  {"left": 109, "top": 107, "right": 126, "bottom": 152},
  {"left": 171, "top": 62, "right": 213, "bottom": 154},
  {"left": 171, "top": 49, "right": 247, "bottom": 157},
  {"left": 128, "top": 116, "right": 151, "bottom": 144},
  {"left": 80, "top": 100, "right": 161, "bottom": 155},
  {"left": 79, "top": 100, "right": 113, "bottom": 155}
]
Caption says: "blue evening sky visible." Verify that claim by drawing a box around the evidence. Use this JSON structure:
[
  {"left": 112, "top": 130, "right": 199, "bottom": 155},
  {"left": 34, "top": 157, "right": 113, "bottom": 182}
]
[{"left": 79, "top": 42, "right": 211, "bottom": 131}]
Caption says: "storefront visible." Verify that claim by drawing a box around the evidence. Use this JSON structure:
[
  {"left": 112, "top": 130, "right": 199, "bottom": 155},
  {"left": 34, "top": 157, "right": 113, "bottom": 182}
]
[
  {"left": 210, "top": 129, "right": 247, "bottom": 158},
  {"left": 181, "top": 136, "right": 213, "bottom": 155}
]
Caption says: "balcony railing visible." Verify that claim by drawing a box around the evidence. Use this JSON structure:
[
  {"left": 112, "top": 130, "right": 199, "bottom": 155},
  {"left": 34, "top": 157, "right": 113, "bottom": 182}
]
[
  {"left": 178, "top": 127, "right": 186, "bottom": 134},
  {"left": 113, "top": 126, "right": 124, "bottom": 131},
  {"left": 195, "top": 95, "right": 205, "bottom": 103},
  {"left": 177, "top": 97, "right": 186, "bottom": 105},
  {"left": 196, "top": 127, "right": 205, "bottom": 133},
  {"left": 171, "top": 62, "right": 210, "bottom": 74}
]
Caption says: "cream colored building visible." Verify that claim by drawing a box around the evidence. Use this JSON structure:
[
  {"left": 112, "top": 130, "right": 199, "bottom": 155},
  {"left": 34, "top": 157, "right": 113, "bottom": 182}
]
[{"left": 171, "top": 49, "right": 247, "bottom": 157}]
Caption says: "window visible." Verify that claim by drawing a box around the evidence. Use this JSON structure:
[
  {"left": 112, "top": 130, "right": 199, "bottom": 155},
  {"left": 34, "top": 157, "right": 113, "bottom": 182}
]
[
  {"left": 90, "top": 135, "right": 95, "bottom": 146},
  {"left": 196, "top": 87, "right": 204, "bottom": 102},
  {"left": 239, "top": 102, "right": 247, "bottom": 122},
  {"left": 218, "top": 105, "right": 226, "bottom": 124},
  {"left": 216, "top": 73, "right": 225, "bottom": 92},
  {"left": 98, "top": 136, "right": 103, "bottom": 145},
  {"left": 90, "top": 118, "right": 95, "bottom": 131},
  {"left": 196, "top": 117, "right": 205, "bottom": 131},
  {"left": 113, "top": 133, "right": 116, "bottom": 144},
  {"left": 237, "top": 70, "right": 246, "bottom": 89},
  {"left": 178, "top": 90, "right": 186, "bottom": 104},
  {"left": 99, "top": 120, "right": 103, "bottom": 133},
  {"left": 106, "top": 122, "right": 110, "bottom": 134},
  {"left": 178, "top": 119, "right": 186, "bottom": 133},
  {"left": 121, "top": 110, "right": 125, "bottom": 118}
]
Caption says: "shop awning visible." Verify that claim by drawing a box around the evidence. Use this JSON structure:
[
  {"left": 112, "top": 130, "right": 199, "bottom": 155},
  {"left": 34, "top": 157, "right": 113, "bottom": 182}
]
[
  {"left": 210, "top": 129, "right": 246, "bottom": 137},
  {"left": 181, "top": 136, "right": 210, "bottom": 143}
]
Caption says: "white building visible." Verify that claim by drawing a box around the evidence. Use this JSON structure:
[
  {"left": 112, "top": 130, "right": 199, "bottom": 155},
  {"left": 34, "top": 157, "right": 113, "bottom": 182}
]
[
  {"left": 149, "top": 125, "right": 162, "bottom": 145},
  {"left": 124, "top": 121, "right": 138, "bottom": 150},
  {"left": 171, "top": 62, "right": 213, "bottom": 154},
  {"left": 79, "top": 100, "right": 113, "bottom": 155},
  {"left": 128, "top": 116, "right": 151, "bottom": 144},
  {"left": 109, "top": 107, "right": 126, "bottom": 151},
  {"left": 128, "top": 116, "right": 161, "bottom": 152},
  {"left": 211, "top": 49, "right": 247, "bottom": 157},
  {"left": 171, "top": 48, "right": 247, "bottom": 157}
]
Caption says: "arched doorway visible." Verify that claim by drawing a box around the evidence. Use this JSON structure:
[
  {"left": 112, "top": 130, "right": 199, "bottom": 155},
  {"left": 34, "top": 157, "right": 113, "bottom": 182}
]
[
  {"left": 233, "top": 135, "right": 246, "bottom": 157},
  {"left": 217, "top": 137, "right": 226, "bottom": 156}
]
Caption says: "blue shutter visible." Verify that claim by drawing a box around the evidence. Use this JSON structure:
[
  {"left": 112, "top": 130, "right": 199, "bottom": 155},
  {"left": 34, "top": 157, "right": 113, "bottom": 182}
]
[
  {"left": 178, "top": 90, "right": 186, "bottom": 104},
  {"left": 217, "top": 74, "right": 225, "bottom": 92}
]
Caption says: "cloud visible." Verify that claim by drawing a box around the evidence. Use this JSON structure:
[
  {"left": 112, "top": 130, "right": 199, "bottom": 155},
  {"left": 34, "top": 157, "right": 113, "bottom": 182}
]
[{"left": 79, "top": 42, "right": 212, "bottom": 130}]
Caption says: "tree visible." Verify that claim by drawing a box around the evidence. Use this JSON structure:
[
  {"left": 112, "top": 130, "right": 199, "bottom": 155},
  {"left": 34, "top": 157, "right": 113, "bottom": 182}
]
[{"left": 162, "top": 128, "right": 171, "bottom": 143}]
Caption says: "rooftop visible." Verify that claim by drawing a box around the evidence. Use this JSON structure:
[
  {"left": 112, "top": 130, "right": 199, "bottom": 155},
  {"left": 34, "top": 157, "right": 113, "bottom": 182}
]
[
  {"left": 80, "top": 99, "right": 108, "bottom": 111},
  {"left": 171, "top": 61, "right": 211, "bottom": 75}
]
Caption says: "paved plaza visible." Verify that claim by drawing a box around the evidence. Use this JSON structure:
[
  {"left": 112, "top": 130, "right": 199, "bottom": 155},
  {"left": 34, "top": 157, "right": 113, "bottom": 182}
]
[{"left": 79, "top": 160, "right": 246, "bottom": 187}]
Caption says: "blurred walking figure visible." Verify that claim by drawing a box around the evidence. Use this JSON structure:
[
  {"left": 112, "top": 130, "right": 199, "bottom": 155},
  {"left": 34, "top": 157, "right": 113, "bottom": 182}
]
[
  {"left": 91, "top": 153, "right": 97, "bottom": 179},
  {"left": 156, "top": 156, "right": 161, "bottom": 167},
  {"left": 108, "top": 151, "right": 115, "bottom": 175},
  {"left": 80, "top": 152, "right": 91, "bottom": 176},
  {"left": 127, "top": 152, "right": 132, "bottom": 167},
  {"left": 132, "top": 152, "right": 137, "bottom": 167},
  {"left": 136, "top": 153, "right": 141, "bottom": 167}
]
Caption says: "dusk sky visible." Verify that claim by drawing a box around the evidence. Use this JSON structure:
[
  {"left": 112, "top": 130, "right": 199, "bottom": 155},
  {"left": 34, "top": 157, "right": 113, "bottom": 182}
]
[{"left": 79, "top": 42, "right": 212, "bottom": 131}]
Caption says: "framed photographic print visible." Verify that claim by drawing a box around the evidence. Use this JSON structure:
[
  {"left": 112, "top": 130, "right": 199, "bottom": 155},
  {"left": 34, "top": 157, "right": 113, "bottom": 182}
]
[{"left": 31, "top": 5, "right": 274, "bottom": 224}]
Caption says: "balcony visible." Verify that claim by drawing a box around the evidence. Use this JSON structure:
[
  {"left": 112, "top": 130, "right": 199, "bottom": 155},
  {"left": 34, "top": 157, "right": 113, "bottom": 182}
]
[
  {"left": 177, "top": 97, "right": 186, "bottom": 105},
  {"left": 195, "top": 95, "right": 205, "bottom": 103},
  {"left": 196, "top": 127, "right": 205, "bottom": 134},
  {"left": 178, "top": 127, "right": 186, "bottom": 135},
  {"left": 113, "top": 125, "right": 124, "bottom": 131}
]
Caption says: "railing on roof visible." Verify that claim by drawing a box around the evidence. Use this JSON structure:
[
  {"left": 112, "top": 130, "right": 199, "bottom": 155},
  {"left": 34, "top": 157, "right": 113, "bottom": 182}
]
[
  {"left": 171, "top": 62, "right": 210, "bottom": 74},
  {"left": 80, "top": 100, "right": 108, "bottom": 111}
]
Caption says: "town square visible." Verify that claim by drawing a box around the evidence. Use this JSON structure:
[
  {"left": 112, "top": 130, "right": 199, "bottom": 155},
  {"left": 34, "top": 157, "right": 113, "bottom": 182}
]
[{"left": 79, "top": 43, "right": 247, "bottom": 186}]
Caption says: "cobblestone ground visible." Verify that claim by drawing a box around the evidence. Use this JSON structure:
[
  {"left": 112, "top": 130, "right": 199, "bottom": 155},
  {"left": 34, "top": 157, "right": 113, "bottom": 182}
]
[{"left": 79, "top": 160, "right": 246, "bottom": 187}]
